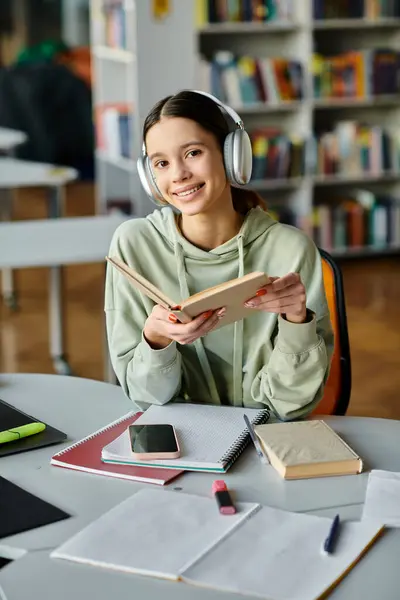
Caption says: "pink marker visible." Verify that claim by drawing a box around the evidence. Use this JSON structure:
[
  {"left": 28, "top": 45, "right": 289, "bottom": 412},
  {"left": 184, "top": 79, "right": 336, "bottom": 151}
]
[{"left": 212, "top": 480, "right": 236, "bottom": 515}]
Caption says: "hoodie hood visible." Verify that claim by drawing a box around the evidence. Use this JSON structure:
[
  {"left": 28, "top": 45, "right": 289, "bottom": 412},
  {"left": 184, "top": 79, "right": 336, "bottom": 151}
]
[
  {"left": 143, "top": 206, "right": 279, "bottom": 407},
  {"left": 146, "top": 206, "right": 278, "bottom": 261}
]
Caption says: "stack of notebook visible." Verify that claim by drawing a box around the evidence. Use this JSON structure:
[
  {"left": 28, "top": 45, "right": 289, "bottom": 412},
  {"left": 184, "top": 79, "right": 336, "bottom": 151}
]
[
  {"left": 100, "top": 403, "right": 271, "bottom": 473},
  {"left": 51, "top": 411, "right": 182, "bottom": 485},
  {"left": 52, "top": 404, "right": 270, "bottom": 481}
]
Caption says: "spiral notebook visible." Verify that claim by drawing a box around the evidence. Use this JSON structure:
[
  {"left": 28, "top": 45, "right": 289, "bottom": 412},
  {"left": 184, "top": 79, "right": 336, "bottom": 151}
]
[
  {"left": 50, "top": 412, "right": 183, "bottom": 486},
  {"left": 101, "top": 404, "right": 271, "bottom": 473}
]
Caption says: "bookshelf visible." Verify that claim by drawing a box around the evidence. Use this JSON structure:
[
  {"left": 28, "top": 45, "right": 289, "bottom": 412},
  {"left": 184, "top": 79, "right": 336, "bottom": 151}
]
[
  {"left": 195, "top": 0, "right": 400, "bottom": 259},
  {"left": 89, "top": 0, "right": 197, "bottom": 217}
]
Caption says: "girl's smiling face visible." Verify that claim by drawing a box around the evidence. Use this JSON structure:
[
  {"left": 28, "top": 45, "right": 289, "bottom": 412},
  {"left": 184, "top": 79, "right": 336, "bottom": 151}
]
[{"left": 145, "top": 116, "right": 231, "bottom": 216}]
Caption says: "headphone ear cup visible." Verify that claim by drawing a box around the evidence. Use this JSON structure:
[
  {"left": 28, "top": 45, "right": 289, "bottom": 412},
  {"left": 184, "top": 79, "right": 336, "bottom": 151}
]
[
  {"left": 223, "top": 132, "right": 236, "bottom": 184},
  {"left": 229, "top": 129, "right": 253, "bottom": 186},
  {"left": 136, "top": 155, "right": 165, "bottom": 205},
  {"left": 223, "top": 129, "right": 253, "bottom": 186}
]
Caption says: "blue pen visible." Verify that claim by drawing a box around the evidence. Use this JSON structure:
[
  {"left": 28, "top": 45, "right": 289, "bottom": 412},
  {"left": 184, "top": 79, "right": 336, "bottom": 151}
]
[{"left": 322, "top": 514, "right": 340, "bottom": 555}]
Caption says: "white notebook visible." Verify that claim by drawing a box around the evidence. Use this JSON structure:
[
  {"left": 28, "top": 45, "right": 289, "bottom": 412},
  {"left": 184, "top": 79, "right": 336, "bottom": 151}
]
[
  {"left": 362, "top": 469, "right": 400, "bottom": 527},
  {"left": 51, "top": 488, "right": 384, "bottom": 600},
  {"left": 101, "top": 403, "right": 270, "bottom": 473}
]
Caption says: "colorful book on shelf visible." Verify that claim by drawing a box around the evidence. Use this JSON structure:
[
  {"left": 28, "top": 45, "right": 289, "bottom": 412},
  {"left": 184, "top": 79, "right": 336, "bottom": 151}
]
[
  {"left": 250, "top": 127, "right": 308, "bottom": 180},
  {"left": 50, "top": 412, "right": 183, "bottom": 486},
  {"left": 101, "top": 403, "right": 271, "bottom": 473},
  {"left": 198, "top": 0, "right": 294, "bottom": 23},
  {"left": 313, "top": 0, "right": 400, "bottom": 19},
  {"left": 51, "top": 488, "right": 385, "bottom": 600},
  {"left": 95, "top": 103, "right": 132, "bottom": 160},
  {"left": 312, "top": 49, "right": 400, "bottom": 99},
  {"left": 312, "top": 192, "right": 400, "bottom": 252},
  {"left": 205, "top": 52, "right": 304, "bottom": 107},
  {"left": 106, "top": 255, "right": 269, "bottom": 329}
]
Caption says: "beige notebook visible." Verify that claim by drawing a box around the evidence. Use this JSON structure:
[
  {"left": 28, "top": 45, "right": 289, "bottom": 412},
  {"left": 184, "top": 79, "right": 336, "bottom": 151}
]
[
  {"left": 255, "top": 420, "right": 363, "bottom": 480},
  {"left": 106, "top": 256, "right": 269, "bottom": 329}
]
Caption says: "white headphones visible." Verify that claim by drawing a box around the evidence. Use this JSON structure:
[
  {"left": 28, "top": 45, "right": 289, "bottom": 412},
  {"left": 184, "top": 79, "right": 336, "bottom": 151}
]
[{"left": 136, "top": 90, "right": 253, "bottom": 205}]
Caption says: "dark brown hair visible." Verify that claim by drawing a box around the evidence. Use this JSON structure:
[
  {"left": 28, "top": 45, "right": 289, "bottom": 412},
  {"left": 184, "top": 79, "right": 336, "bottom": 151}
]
[{"left": 143, "top": 90, "right": 267, "bottom": 216}]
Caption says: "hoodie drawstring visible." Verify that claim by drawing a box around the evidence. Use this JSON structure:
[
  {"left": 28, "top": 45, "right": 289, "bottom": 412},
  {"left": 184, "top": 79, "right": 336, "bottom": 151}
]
[
  {"left": 174, "top": 241, "right": 221, "bottom": 404},
  {"left": 233, "top": 234, "right": 244, "bottom": 406}
]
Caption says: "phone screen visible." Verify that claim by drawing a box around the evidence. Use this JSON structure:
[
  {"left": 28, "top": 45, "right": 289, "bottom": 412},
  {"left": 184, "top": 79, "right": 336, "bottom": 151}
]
[{"left": 128, "top": 424, "right": 178, "bottom": 454}]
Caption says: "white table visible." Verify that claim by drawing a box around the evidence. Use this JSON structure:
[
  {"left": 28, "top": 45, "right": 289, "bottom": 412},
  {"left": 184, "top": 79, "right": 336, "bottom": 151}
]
[
  {"left": 0, "top": 215, "right": 127, "bottom": 376},
  {"left": 0, "top": 128, "right": 27, "bottom": 153},
  {"left": 0, "top": 374, "right": 400, "bottom": 600},
  {"left": 0, "top": 157, "right": 78, "bottom": 311}
]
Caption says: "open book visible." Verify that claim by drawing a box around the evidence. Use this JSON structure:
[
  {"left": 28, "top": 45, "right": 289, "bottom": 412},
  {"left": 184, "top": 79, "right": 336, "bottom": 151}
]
[
  {"left": 51, "top": 488, "right": 385, "bottom": 600},
  {"left": 106, "top": 256, "right": 269, "bottom": 328}
]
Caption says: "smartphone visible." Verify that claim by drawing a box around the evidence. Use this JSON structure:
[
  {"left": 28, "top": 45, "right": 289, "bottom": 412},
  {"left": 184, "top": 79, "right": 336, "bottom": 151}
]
[{"left": 128, "top": 424, "right": 180, "bottom": 460}]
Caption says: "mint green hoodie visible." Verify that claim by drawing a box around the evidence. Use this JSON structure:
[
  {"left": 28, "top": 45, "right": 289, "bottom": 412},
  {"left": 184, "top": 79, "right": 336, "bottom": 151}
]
[{"left": 105, "top": 206, "right": 334, "bottom": 420}]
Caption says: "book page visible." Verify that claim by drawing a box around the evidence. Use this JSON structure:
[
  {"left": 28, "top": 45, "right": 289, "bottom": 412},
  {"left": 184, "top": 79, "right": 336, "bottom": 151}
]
[
  {"left": 51, "top": 489, "right": 258, "bottom": 581},
  {"left": 102, "top": 404, "right": 268, "bottom": 470},
  {"left": 106, "top": 256, "right": 177, "bottom": 309},
  {"left": 183, "top": 505, "right": 384, "bottom": 600},
  {"left": 362, "top": 470, "right": 400, "bottom": 526}
]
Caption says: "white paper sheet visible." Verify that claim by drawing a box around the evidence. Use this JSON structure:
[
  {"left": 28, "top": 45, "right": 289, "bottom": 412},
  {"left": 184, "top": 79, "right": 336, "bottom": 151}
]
[
  {"left": 362, "top": 469, "right": 400, "bottom": 527},
  {"left": 183, "top": 505, "right": 384, "bottom": 600},
  {"left": 51, "top": 488, "right": 258, "bottom": 580}
]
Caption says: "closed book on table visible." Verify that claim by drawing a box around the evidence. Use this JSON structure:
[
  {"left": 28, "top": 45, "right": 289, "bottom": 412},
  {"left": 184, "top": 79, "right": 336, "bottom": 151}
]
[{"left": 255, "top": 420, "right": 363, "bottom": 480}]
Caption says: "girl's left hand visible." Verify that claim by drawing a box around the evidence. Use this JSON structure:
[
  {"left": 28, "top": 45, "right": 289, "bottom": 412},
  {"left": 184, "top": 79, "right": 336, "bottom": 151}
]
[{"left": 244, "top": 273, "right": 307, "bottom": 324}]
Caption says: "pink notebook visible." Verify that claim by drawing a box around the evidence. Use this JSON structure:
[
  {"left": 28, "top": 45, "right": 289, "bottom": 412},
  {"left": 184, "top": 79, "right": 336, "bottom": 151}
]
[{"left": 50, "top": 412, "right": 183, "bottom": 486}]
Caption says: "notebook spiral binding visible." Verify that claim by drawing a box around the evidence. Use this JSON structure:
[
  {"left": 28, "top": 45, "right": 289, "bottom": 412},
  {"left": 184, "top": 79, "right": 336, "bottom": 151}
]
[
  {"left": 51, "top": 411, "right": 138, "bottom": 458},
  {"left": 219, "top": 408, "right": 270, "bottom": 469}
]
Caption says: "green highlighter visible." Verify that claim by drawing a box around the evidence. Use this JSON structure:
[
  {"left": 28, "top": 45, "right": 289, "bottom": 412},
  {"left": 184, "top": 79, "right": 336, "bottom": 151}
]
[{"left": 0, "top": 422, "right": 46, "bottom": 445}]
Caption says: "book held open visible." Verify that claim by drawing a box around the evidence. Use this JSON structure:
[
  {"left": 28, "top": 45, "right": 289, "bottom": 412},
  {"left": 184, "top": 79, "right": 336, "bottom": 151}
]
[{"left": 106, "top": 256, "right": 270, "bottom": 328}]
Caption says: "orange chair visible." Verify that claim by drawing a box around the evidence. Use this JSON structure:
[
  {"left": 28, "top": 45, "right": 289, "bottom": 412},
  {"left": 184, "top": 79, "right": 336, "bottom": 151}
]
[{"left": 312, "top": 249, "right": 351, "bottom": 416}]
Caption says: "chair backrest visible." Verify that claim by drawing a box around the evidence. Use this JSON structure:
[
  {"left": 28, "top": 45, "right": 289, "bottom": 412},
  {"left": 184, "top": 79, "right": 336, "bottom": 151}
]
[{"left": 312, "top": 249, "right": 351, "bottom": 416}]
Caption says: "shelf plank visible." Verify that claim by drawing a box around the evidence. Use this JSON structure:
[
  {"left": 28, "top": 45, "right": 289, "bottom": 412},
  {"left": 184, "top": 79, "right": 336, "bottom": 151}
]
[
  {"left": 198, "top": 21, "right": 300, "bottom": 34},
  {"left": 233, "top": 101, "right": 302, "bottom": 114},
  {"left": 329, "top": 245, "right": 400, "bottom": 259},
  {"left": 313, "top": 95, "right": 400, "bottom": 109},
  {"left": 313, "top": 172, "right": 400, "bottom": 186},
  {"left": 313, "top": 18, "right": 400, "bottom": 30},
  {"left": 249, "top": 173, "right": 400, "bottom": 190},
  {"left": 249, "top": 177, "right": 304, "bottom": 190},
  {"left": 92, "top": 46, "right": 134, "bottom": 63},
  {"left": 96, "top": 151, "right": 136, "bottom": 172}
]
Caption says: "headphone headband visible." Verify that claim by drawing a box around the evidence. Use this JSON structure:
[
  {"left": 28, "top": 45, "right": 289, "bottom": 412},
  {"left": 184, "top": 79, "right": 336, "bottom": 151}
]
[
  {"left": 141, "top": 90, "right": 245, "bottom": 155},
  {"left": 190, "top": 90, "right": 245, "bottom": 129}
]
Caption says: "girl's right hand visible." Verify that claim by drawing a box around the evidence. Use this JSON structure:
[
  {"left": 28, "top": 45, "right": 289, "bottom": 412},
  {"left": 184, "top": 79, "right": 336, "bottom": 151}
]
[{"left": 143, "top": 305, "right": 226, "bottom": 349}]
